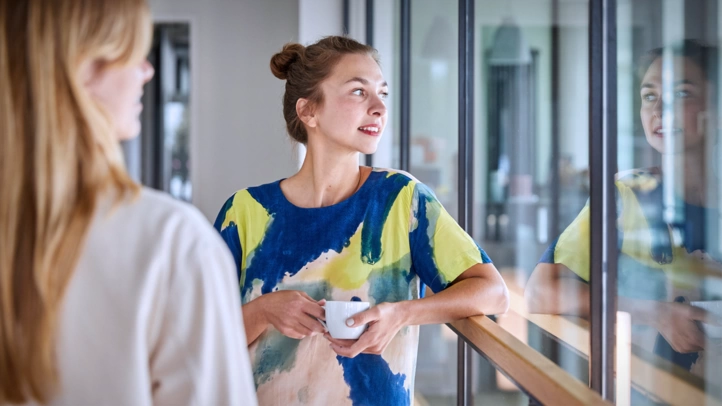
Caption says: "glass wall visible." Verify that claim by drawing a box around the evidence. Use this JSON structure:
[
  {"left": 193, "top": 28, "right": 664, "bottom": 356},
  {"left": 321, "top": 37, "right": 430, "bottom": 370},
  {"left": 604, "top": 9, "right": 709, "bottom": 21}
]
[
  {"left": 402, "top": 0, "right": 603, "bottom": 402},
  {"left": 408, "top": 0, "right": 459, "bottom": 218},
  {"left": 407, "top": 0, "right": 595, "bottom": 403},
  {"left": 408, "top": 1, "right": 461, "bottom": 403},
  {"left": 475, "top": 0, "right": 593, "bottom": 392},
  {"left": 614, "top": 0, "right": 722, "bottom": 403},
  {"left": 472, "top": 0, "right": 589, "bottom": 387},
  {"left": 359, "top": 0, "right": 722, "bottom": 403}
]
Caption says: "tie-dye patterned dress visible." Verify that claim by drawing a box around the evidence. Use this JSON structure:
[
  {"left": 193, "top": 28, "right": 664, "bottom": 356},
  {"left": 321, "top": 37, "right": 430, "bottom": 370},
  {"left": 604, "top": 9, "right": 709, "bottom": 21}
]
[
  {"left": 537, "top": 168, "right": 721, "bottom": 373},
  {"left": 214, "top": 169, "right": 492, "bottom": 406}
]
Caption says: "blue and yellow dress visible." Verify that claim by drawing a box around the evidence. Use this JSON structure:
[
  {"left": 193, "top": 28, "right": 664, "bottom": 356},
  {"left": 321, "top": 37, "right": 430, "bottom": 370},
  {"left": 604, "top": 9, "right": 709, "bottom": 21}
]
[
  {"left": 214, "top": 169, "right": 491, "bottom": 406},
  {"left": 538, "top": 168, "right": 721, "bottom": 370}
]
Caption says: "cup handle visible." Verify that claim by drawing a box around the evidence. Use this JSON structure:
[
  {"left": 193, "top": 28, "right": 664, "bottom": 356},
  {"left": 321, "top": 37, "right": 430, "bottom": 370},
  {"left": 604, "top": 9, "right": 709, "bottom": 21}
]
[{"left": 317, "top": 305, "right": 327, "bottom": 331}]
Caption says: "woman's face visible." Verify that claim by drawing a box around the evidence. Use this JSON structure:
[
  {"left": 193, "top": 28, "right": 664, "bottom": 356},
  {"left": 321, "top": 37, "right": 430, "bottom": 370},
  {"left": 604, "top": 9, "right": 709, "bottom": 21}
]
[
  {"left": 640, "top": 56, "right": 708, "bottom": 154},
  {"left": 84, "top": 59, "right": 155, "bottom": 141},
  {"left": 307, "top": 53, "right": 388, "bottom": 155}
]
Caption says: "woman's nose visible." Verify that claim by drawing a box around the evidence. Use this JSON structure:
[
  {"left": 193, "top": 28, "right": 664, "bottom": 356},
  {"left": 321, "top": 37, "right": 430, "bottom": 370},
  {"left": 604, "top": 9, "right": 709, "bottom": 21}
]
[
  {"left": 369, "top": 95, "right": 387, "bottom": 117},
  {"left": 652, "top": 97, "right": 663, "bottom": 117},
  {"left": 142, "top": 60, "right": 155, "bottom": 83}
]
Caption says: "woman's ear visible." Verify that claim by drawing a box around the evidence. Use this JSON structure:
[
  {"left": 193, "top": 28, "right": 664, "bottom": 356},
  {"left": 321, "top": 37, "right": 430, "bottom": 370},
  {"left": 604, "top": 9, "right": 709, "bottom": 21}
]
[
  {"left": 78, "top": 59, "right": 100, "bottom": 88},
  {"left": 297, "top": 98, "right": 317, "bottom": 128}
]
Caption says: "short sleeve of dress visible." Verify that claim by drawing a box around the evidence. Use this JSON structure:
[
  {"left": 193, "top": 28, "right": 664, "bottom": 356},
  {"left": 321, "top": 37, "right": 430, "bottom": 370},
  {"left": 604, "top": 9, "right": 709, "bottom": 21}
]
[
  {"left": 408, "top": 182, "right": 492, "bottom": 293},
  {"left": 541, "top": 201, "right": 592, "bottom": 281},
  {"left": 539, "top": 180, "right": 650, "bottom": 283},
  {"left": 213, "top": 193, "right": 244, "bottom": 284}
]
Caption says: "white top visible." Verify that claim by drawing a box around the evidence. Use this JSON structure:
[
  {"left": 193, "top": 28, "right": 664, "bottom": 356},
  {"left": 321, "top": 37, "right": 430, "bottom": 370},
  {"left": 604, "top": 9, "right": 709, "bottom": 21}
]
[{"left": 28, "top": 188, "right": 257, "bottom": 406}]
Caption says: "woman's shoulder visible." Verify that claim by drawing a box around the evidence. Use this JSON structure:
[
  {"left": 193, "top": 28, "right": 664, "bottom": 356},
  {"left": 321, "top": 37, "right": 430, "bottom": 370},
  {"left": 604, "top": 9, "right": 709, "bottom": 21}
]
[
  {"left": 221, "top": 180, "right": 282, "bottom": 211},
  {"left": 367, "top": 167, "right": 422, "bottom": 198},
  {"left": 214, "top": 180, "right": 283, "bottom": 230},
  {"left": 372, "top": 167, "right": 419, "bottom": 183},
  {"left": 124, "top": 187, "right": 216, "bottom": 238},
  {"left": 370, "top": 168, "right": 443, "bottom": 202},
  {"left": 87, "top": 188, "right": 228, "bottom": 268},
  {"left": 615, "top": 167, "right": 661, "bottom": 193}
]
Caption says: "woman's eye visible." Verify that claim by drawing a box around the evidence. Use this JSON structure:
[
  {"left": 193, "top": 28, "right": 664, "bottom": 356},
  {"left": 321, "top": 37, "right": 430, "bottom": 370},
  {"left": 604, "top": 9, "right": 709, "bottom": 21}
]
[
  {"left": 674, "top": 90, "right": 691, "bottom": 99},
  {"left": 642, "top": 93, "right": 657, "bottom": 102},
  {"left": 380, "top": 92, "right": 389, "bottom": 100},
  {"left": 352, "top": 89, "right": 364, "bottom": 96}
]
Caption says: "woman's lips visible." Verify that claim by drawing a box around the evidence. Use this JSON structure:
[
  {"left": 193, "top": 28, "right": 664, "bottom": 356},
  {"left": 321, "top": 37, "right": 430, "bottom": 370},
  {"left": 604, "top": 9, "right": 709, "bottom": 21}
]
[
  {"left": 653, "top": 126, "right": 663, "bottom": 138},
  {"left": 358, "top": 125, "right": 380, "bottom": 136},
  {"left": 652, "top": 126, "right": 681, "bottom": 138}
]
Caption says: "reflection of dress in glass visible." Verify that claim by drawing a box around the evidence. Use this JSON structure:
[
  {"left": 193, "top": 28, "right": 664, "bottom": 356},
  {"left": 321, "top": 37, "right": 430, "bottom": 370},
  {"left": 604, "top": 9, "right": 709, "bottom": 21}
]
[
  {"left": 527, "top": 40, "right": 722, "bottom": 379},
  {"left": 536, "top": 167, "right": 721, "bottom": 373}
]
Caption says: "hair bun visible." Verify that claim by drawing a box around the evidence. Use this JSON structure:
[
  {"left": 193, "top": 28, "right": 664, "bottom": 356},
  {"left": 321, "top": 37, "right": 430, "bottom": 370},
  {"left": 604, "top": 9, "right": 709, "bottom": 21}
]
[{"left": 270, "top": 43, "right": 305, "bottom": 80}]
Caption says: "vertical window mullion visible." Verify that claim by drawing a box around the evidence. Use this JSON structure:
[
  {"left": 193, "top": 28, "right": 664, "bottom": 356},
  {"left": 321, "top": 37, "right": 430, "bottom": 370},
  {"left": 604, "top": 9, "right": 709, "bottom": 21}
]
[
  {"left": 457, "top": 0, "right": 474, "bottom": 405},
  {"left": 589, "top": 0, "right": 617, "bottom": 401}
]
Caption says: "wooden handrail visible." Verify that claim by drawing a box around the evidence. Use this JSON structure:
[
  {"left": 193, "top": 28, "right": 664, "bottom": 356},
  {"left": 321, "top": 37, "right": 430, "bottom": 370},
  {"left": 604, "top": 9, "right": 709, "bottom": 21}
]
[
  {"left": 449, "top": 316, "right": 610, "bottom": 406},
  {"left": 499, "top": 272, "right": 721, "bottom": 406}
]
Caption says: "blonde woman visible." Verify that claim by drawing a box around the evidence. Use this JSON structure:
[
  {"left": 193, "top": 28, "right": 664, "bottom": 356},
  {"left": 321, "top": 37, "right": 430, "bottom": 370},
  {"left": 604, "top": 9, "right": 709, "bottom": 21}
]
[{"left": 0, "top": 0, "right": 256, "bottom": 405}]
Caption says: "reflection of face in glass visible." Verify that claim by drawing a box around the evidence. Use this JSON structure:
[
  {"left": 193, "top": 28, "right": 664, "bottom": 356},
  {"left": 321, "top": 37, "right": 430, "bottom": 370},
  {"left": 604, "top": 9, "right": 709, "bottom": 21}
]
[{"left": 639, "top": 56, "right": 708, "bottom": 154}]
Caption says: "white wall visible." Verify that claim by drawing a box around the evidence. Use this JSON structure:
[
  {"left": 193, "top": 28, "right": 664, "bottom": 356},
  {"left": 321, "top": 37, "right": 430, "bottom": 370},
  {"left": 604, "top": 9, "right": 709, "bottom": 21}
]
[
  {"left": 299, "top": 0, "right": 343, "bottom": 43},
  {"left": 149, "top": 0, "right": 300, "bottom": 220},
  {"left": 296, "top": 0, "right": 344, "bottom": 166}
]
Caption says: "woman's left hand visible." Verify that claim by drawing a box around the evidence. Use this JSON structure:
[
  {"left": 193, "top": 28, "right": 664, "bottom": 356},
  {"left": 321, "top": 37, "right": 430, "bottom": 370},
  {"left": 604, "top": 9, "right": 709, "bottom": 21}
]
[{"left": 325, "top": 302, "right": 406, "bottom": 358}]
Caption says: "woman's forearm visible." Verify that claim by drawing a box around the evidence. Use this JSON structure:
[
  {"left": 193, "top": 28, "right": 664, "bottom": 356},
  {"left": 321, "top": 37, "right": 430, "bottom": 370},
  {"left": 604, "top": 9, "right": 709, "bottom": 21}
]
[
  {"left": 396, "top": 271, "right": 509, "bottom": 326},
  {"left": 525, "top": 263, "right": 664, "bottom": 323},
  {"left": 526, "top": 276, "right": 591, "bottom": 316},
  {"left": 525, "top": 263, "right": 591, "bottom": 316},
  {"left": 241, "top": 297, "right": 269, "bottom": 346},
  {"left": 618, "top": 297, "right": 666, "bottom": 326}
]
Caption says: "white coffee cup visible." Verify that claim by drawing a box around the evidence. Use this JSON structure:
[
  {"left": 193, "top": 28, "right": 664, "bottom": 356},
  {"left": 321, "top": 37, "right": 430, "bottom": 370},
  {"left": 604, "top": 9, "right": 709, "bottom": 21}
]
[
  {"left": 691, "top": 300, "right": 722, "bottom": 339},
  {"left": 323, "top": 301, "right": 370, "bottom": 339}
]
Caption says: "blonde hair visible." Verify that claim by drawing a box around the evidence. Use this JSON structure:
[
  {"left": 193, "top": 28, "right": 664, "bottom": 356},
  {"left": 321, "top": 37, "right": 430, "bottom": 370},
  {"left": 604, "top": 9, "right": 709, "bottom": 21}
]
[{"left": 0, "top": 0, "right": 152, "bottom": 402}]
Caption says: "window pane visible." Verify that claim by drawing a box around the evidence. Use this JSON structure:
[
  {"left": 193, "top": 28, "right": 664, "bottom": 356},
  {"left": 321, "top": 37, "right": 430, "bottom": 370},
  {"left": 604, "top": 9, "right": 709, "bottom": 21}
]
[
  {"left": 615, "top": 0, "right": 722, "bottom": 403},
  {"left": 409, "top": 0, "right": 461, "bottom": 402},
  {"left": 475, "top": 0, "right": 594, "bottom": 388},
  {"left": 471, "top": 350, "right": 531, "bottom": 406},
  {"left": 409, "top": 0, "right": 459, "bottom": 219}
]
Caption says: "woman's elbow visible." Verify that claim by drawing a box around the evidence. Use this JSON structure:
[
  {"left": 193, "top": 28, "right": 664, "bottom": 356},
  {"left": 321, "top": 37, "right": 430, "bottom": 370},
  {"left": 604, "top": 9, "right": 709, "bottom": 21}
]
[
  {"left": 524, "top": 273, "right": 558, "bottom": 314},
  {"left": 479, "top": 276, "right": 509, "bottom": 316},
  {"left": 524, "top": 282, "right": 545, "bottom": 313},
  {"left": 495, "top": 282, "right": 510, "bottom": 315}
]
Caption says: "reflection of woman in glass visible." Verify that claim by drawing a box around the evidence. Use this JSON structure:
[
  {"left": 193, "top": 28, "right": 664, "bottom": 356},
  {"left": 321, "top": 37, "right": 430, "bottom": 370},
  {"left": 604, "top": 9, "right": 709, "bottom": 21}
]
[
  {"left": 525, "top": 40, "right": 721, "bottom": 374},
  {"left": 214, "top": 36, "right": 509, "bottom": 405}
]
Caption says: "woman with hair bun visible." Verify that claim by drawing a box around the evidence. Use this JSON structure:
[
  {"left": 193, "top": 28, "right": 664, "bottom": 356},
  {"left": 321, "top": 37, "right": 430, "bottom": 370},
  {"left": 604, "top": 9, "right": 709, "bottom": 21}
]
[{"left": 215, "top": 36, "right": 509, "bottom": 405}]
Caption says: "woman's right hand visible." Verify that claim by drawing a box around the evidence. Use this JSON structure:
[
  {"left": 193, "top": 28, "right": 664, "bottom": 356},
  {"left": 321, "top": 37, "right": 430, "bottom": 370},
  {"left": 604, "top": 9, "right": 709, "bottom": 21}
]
[
  {"left": 654, "top": 302, "right": 711, "bottom": 353},
  {"left": 258, "top": 290, "right": 326, "bottom": 339}
]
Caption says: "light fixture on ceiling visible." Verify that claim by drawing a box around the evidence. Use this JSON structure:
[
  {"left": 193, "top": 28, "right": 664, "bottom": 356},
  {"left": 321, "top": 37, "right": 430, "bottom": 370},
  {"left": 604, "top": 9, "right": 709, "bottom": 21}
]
[{"left": 489, "top": 17, "right": 532, "bottom": 66}]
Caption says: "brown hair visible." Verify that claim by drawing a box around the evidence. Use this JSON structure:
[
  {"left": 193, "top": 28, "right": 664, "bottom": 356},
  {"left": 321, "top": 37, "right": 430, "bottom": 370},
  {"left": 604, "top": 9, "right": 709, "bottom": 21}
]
[
  {"left": 0, "top": 0, "right": 150, "bottom": 403},
  {"left": 637, "top": 39, "right": 718, "bottom": 85},
  {"left": 270, "top": 36, "right": 379, "bottom": 143}
]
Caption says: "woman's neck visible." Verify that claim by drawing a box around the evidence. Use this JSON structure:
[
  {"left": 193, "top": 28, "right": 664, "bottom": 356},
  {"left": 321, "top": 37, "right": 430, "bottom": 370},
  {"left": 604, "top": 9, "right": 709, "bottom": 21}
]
[
  {"left": 683, "top": 149, "right": 709, "bottom": 206},
  {"left": 663, "top": 148, "right": 709, "bottom": 206},
  {"left": 282, "top": 144, "right": 365, "bottom": 208}
]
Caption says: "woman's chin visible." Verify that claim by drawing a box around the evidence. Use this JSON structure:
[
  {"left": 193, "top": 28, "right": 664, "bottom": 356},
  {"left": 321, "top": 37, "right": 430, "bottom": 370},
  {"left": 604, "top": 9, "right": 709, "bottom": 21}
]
[
  {"left": 116, "top": 131, "right": 141, "bottom": 142},
  {"left": 357, "top": 141, "right": 381, "bottom": 156}
]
